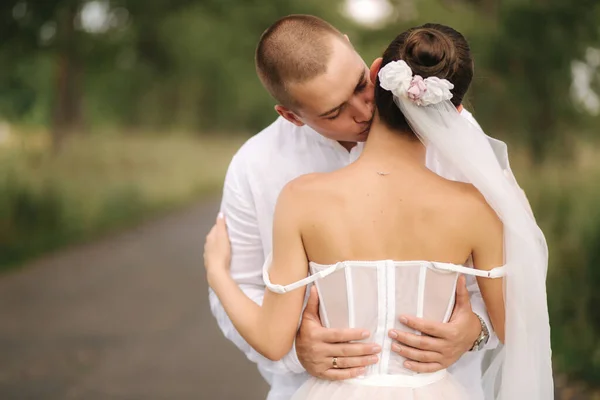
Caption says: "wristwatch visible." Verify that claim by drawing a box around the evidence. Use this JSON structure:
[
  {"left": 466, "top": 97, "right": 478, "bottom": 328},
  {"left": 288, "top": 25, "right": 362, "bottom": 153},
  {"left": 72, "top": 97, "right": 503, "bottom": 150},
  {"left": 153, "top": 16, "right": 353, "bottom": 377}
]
[{"left": 470, "top": 313, "right": 490, "bottom": 352}]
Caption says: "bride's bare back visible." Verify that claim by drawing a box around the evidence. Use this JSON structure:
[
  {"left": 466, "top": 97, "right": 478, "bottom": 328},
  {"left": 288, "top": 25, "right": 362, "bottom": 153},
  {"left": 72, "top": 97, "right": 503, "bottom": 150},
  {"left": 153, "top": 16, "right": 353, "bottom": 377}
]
[{"left": 294, "top": 159, "right": 494, "bottom": 267}]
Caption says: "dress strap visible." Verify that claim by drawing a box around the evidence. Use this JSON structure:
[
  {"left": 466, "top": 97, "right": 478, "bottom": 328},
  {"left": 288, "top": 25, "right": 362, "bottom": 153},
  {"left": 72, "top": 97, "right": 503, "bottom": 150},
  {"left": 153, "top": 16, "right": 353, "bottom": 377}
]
[
  {"left": 262, "top": 253, "right": 347, "bottom": 294},
  {"left": 431, "top": 262, "right": 506, "bottom": 278}
]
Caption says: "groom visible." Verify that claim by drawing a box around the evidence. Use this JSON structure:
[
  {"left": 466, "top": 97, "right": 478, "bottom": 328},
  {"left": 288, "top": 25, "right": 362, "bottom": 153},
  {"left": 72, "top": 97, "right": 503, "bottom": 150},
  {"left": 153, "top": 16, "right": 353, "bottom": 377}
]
[{"left": 207, "top": 15, "right": 524, "bottom": 400}]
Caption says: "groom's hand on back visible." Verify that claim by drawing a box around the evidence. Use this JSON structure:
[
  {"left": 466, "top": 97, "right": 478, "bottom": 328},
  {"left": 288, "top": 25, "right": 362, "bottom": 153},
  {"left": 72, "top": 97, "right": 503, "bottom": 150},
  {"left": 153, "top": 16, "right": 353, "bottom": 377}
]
[
  {"left": 296, "top": 286, "right": 381, "bottom": 380},
  {"left": 387, "top": 276, "right": 481, "bottom": 373}
]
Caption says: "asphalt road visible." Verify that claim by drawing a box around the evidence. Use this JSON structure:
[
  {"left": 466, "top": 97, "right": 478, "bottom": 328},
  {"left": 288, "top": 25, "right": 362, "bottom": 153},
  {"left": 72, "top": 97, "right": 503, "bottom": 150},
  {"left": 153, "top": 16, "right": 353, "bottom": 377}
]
[{"left": 0, "top": 200, "right": 269, "bottom": 400}]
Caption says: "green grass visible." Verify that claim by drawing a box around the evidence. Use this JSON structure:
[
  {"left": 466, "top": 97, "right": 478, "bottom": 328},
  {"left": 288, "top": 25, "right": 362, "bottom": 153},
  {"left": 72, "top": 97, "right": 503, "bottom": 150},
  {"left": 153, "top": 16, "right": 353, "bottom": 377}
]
[{"left": 0, "top": 130, "right": 245, "bottom": 271}]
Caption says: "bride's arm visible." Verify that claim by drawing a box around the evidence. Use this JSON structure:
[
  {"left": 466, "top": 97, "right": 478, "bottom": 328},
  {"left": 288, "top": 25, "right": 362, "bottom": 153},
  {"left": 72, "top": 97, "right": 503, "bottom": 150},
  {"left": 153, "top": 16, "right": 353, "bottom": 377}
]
[
  {"left": 207, "top": 183, "right": 309, "bottom": 361},
  {"left": 470, "top": 199, "right": 506, "bottom": 343}
]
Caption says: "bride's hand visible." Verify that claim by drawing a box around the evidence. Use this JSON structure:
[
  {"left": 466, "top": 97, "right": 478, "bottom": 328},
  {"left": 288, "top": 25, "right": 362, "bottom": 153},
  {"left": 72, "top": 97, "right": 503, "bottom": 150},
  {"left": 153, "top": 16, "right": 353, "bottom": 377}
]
[{"left": 203, "top": 213, "right": 232, "bottom": 286}]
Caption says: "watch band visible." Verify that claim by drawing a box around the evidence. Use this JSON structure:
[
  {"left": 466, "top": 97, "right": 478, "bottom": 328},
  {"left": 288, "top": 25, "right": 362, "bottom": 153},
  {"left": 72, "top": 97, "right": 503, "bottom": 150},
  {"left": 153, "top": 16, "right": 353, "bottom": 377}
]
[{"left": 470, "top": 313, "right": 490, "bottom": 352}]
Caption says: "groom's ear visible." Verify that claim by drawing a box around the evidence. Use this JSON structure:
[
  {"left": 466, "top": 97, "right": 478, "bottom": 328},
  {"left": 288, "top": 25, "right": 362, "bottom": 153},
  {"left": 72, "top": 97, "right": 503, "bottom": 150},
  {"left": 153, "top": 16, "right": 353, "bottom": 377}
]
[
  {"left": 370, "top": 58, "right": 383, "bottom": 85},
  {"left": 274, "top": 105, "right": 305, "bottom": 127}
]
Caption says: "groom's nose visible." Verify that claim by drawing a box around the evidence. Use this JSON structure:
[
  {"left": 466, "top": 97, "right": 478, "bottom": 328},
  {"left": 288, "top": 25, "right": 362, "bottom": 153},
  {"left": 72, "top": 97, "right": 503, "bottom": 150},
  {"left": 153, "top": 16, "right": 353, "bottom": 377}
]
[{"left": 351, "top": 97, "right": 373, "bottom": 124}]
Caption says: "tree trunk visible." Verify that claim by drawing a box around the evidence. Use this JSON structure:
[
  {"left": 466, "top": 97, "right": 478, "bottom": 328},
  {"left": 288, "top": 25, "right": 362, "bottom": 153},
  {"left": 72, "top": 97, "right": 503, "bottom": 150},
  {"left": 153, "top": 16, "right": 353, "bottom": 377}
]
[{"left": 51, "top": 2, "right": 82, "bottom": 153}]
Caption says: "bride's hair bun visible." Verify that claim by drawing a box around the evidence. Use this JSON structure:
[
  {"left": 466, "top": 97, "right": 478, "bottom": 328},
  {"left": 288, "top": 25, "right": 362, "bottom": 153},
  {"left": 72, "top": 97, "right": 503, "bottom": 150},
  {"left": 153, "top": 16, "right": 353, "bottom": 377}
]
[
  {"left": 403, "top": 27, "right": 458, "bottom": 80},
  {"left": 375, "top": 23, "right": 473, "bottom": 134}
]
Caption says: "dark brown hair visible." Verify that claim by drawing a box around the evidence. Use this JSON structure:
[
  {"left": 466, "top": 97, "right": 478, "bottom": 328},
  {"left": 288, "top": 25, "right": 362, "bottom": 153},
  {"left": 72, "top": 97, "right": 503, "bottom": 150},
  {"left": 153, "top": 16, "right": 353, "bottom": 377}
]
[
  {"left": 375, "top": 23, "right": 473, "bottom": 133},
  {"left": 255, "top": 15, "right": 345, "bottom": 109}
]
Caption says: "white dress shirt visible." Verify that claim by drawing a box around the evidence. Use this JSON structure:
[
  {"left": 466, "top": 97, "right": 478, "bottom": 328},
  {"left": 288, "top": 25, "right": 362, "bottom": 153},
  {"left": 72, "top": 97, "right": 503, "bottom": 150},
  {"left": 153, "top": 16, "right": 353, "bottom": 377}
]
[{"left": 209, "top": 111, "right": 524, "bottom": 400}]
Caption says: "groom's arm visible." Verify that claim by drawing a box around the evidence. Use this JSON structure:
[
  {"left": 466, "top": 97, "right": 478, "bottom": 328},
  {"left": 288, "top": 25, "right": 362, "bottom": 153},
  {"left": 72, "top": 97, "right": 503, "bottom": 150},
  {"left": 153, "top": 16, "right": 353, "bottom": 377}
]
[
  {"left": 208, "top": 151, "right": 304, "bottom": 375},
  {"left": 467, "top": 276, "right": 500, "bottom": 350}
]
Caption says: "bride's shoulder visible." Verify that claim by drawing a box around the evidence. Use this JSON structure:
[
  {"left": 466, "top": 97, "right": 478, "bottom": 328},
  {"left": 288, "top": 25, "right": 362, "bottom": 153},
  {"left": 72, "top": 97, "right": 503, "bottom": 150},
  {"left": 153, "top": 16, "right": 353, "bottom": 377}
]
[
  {"left": 273, "top": 174, "right": 329, "bottom": 223},
  {"left": 276, "top": 172, "right": 338, "bottom": 209},
  {"left": 423, "top": 176, "right": 500, "bottom": 232},
  {"left": 451, "top": 182, "right": 502, "bottom": 230},
  {"left": 280, "top": 172, "right": 329, "bottom": 200},
  {"left": 447, "top": 181, "right": 488, "bottom": 207},
  {"left": 436, "top": 179, "right": 494, "bottom": 215},
  {"left": 431, "top": 175, "right": 478, "bottom": 198}
]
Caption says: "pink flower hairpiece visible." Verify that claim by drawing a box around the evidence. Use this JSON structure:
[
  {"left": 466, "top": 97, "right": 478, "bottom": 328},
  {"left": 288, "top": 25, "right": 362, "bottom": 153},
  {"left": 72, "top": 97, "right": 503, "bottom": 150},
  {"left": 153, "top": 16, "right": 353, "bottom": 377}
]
[{"left": 378, "top": 60, "right": 454, "bottom": 106}]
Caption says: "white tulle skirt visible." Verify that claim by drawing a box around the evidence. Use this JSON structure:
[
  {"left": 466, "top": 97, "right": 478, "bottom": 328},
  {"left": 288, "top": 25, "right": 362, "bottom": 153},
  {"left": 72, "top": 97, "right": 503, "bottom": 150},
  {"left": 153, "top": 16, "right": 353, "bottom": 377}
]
[{"left": 291, "top": 370, "right": 469, "bottom": 400}]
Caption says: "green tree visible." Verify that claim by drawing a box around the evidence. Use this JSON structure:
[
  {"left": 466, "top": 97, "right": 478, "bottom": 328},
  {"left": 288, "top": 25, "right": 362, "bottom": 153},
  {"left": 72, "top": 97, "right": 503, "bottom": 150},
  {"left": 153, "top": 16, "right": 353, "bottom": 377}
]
[{"left": 483, "top": 0, "right": 600, "bottom": 163}]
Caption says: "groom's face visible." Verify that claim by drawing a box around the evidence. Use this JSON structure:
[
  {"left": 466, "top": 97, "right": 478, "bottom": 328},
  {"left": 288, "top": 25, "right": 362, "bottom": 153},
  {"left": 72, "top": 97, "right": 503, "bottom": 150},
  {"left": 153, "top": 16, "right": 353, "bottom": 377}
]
[{"left": 279, "top": 38, "right": 375, "bottom": 143}]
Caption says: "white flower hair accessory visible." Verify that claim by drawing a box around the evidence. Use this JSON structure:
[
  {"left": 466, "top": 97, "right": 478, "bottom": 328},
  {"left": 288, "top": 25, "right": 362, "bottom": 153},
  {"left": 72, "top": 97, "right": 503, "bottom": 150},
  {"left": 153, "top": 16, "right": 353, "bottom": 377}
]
[{"left": 378, "top": 60, "right": 454, "bottom": 106}]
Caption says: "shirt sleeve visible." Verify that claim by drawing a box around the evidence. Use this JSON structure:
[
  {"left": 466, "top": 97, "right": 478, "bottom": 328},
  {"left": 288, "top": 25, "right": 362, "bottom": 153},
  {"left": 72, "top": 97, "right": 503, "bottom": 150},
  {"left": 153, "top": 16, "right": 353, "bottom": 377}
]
[{"left": 208, "top": 151, "right": 305, "bottom": 375}]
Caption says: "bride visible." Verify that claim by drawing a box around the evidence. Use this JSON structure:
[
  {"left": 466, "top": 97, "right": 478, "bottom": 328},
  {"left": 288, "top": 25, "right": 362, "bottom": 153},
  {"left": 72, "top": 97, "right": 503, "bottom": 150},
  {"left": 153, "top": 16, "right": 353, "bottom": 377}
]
[{"left": 204, "top": 23, "right": 552, "bottom": 399}]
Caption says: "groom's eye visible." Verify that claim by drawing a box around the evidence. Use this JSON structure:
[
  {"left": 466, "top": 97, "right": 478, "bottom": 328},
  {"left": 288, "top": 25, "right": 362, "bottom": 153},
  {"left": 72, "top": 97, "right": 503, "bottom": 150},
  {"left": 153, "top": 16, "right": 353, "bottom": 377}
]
[
  {"left": 356, "top": 80, "right": 367, "bottom": 92},
  {"left": 326, "top": 104, "right": 346, "bottom": 120}
]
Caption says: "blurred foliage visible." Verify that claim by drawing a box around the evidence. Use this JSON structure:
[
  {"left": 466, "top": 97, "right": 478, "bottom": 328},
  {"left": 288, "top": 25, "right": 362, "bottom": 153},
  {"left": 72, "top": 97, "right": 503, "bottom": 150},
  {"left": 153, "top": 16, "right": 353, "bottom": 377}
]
[
  {"left": 0, "top": 0, "right": 600, "bottom": 389},
  {"left": 0, "top": 132, "right": 244, "bottom": 269},
  {"left": 0, "top": 0, "right": 350, "bottom": 142},
  {"left": 516, "top": 146, "right": 600, "bottom": 386},
  {"left": 0, "top": 0, "right": 598, "bottom": 155},
  {"left": 482, "top": 0, "right": 600, "bottom": 163}
]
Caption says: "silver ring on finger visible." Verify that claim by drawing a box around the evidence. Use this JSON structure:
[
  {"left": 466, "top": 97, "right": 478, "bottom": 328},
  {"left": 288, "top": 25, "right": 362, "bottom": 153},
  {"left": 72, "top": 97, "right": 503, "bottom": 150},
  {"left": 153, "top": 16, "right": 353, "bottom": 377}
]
[{"left": 332, "top": 356, "right": 339, "bottom": 369}]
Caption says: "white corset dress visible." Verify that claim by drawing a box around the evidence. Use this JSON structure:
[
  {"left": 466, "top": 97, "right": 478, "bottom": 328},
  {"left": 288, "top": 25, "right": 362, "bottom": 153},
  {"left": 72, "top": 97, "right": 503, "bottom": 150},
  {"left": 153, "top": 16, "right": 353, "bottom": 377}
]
[{"left": 263, "top": 258, "right": 505, "bottom": 400}]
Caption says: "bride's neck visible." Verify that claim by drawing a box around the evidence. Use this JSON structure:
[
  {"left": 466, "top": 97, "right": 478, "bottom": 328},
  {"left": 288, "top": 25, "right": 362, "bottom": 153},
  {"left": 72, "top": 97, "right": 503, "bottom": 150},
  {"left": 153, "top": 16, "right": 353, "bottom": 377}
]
[{"left": 360, "top": 115, "right": 426, "bottom": 168}]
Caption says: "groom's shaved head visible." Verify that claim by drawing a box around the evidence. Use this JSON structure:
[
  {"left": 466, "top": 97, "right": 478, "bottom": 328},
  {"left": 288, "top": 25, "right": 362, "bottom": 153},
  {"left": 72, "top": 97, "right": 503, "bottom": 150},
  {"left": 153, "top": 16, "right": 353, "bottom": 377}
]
[{"left": 256, "top": 15, "right": 346, "bottom": 109}]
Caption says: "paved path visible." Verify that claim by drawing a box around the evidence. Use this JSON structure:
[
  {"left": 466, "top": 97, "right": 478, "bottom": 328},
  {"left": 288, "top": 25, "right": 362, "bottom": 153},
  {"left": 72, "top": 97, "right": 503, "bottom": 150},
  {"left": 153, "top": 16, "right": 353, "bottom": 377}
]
[{"left": 0, "top": 200, "right": 268, "bottom": 400}]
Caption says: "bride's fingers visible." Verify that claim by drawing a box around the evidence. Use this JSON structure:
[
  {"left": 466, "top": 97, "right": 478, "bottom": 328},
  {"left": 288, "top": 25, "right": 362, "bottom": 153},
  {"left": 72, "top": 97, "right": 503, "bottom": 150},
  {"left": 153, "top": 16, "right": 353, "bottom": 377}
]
[
  {"left": 320, "top": 366, "right": 367, "bottom": 381},
  {"left": 215, "top": 213, "right": 228, "bottom": 234},
  {"left": 205, "top": 225, "right": 217, "bottom": 244}
]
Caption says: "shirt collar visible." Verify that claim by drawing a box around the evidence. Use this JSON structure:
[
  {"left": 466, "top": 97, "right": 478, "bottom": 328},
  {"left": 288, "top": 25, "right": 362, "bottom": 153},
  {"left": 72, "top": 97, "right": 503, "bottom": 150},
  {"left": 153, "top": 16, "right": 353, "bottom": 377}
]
[{"left": 299, "top": 121, "right": 364, "bottom": 157}]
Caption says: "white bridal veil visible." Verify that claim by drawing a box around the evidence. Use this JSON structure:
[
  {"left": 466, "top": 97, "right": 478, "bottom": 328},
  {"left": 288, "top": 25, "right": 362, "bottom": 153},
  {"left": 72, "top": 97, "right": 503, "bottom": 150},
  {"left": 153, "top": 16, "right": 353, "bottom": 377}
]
[{"left": 379, "top": 60, "right": 553, "bottom": 399}]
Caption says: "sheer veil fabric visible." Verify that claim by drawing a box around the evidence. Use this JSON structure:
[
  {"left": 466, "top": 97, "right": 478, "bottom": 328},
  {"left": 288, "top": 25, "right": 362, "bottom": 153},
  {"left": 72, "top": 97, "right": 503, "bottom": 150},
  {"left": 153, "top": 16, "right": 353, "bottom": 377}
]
[{"left": 394, "top": 95, "right": 553, "bottom": 399}]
